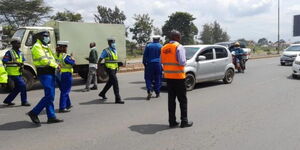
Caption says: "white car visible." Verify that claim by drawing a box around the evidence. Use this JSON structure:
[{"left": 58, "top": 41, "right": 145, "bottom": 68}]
[
  {"left": 292, "top": 54, "right": 300, "bottom": 78},
  {"left": 280, "top": 44, "right": 300, "bottom": 66},
  {"left": 163, "top": 45, "right": 235, "bottom": 91}
]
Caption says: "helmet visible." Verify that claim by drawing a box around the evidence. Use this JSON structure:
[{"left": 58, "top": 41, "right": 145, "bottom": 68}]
[
  {"left": 57, "top": 41, "right": 69, "bottom": 46},
  {"left": 234, "top": 42, "right": 240, "bottom": 47}
]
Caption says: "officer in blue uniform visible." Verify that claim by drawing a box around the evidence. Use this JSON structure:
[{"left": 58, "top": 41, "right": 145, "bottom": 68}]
[
  {"left": 27, "top": 30, "right": 63, "bottom": 124},
  {"left": 2, "top": 38, "right": 30, "bottom": 106},
  {"left": 56, "top": 41, "right": 75, "bottom": 113},
  {"left": 142, "top": 36, "right": 163, "bottom": 100}
]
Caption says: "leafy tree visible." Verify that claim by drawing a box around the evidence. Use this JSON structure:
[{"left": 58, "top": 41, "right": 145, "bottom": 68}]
[
  {"left": 0, "top": 0, "right": 52, "bottom": 28},
  {"left": 94, "top": 6, "right": 126, "bottom": 24},
  {"left": 51, "top": 9, "right": 82, "bottom": 22},
  {"left": 162, "top": 12, "right": 198, "bottom": 45},
  {"left": 153, "top": 27, "right": 162, "bottom": 36},
  {"left": 200, "top": 21, "right": 229, "bottom": 44},
  {"left": 130, "top": 14, "right": 153, "bottom": 47},
  {"left": 257, "top": 38, "right": 268, "bottom": 46}
]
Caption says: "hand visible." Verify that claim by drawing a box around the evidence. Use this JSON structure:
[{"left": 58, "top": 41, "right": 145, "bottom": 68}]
[
  {"left": 57, "top": 65, "right": 61, "bottom": 72},
  {"left": 85, "top": 57, "right": 89, "bottom": 61}
]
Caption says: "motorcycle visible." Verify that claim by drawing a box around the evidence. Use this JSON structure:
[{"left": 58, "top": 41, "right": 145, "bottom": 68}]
[{"left": 231, "top": 51, "right": 246, "bottom": 73}]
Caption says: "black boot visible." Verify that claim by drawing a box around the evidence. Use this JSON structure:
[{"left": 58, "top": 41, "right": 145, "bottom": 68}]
[
  {"left": 3, "top": 101, "right": 15, "bottom": 106},
  {"left": 47, "top": 118, "right": 64, "bottom": 124},
  {"left": 180, "top": 121, "right": 193, "bottom": 128},
  {"left": 21, "top": 102, "right": 31, "bottom": 107},
  {"left": 99, "top": 93, "right": 108, "bottom": 100},
  {"left": 169, "top": 121, "right": 179, "bottom": 128},
  {"left": 27, "top": 111, "right": 40, "bottom": 125},
  {"left": 58, "top": 109, "right": 71, "bottom": 113}
]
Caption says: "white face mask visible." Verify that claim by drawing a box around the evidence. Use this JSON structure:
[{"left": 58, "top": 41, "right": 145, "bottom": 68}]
[{"left": 43, "top": 36, "right": 50, "bottom": 44}]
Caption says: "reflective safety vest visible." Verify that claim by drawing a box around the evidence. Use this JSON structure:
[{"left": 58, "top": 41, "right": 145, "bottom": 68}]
[
  {"left": 104, "top": 48, "right": 118, "bottom": 69},
  {"left": 58, "top": 53, "right": 73, "bottom": 73},
  {"left": 5, "top": 49, "right": 23, "bottom": 76},
  {"left": 0, "top": 60, "right": 8, "bottom": 83},
  {"left": 161, "top": 42, "right": 186, "bottom": 79},
  {"left": 31, "top": 40, "right": 58, "bottom": 69}
]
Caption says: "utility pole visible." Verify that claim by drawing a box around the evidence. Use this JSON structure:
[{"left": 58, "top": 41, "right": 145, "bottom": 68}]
[{"left": 277, "top": 0, "right": 280, "bottom": 54}]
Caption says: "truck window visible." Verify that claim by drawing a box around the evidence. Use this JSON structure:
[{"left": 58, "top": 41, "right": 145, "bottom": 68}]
[
  {"left": 199, "top": 49, "right": 213, "bottom": 60},
  {"left": 25, "top": 31, "right": 33, "bottom": 46},
  {"left": 12, "top": 29, "right": 26, "bottom": 42}
]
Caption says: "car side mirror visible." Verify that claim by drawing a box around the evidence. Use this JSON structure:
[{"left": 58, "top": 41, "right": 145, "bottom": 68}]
[{"left": 196, "top": 55, "right": 206, "bottom": 61}]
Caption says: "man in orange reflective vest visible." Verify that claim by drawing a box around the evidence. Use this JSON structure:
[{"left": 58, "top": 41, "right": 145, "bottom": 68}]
[{"left": 161, "top": 30, "right": 193, "bottom": 128}]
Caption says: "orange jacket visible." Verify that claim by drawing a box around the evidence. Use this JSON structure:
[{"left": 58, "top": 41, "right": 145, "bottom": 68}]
[{"left": 161, "top": 42, "right": 185, "bottom": 79}]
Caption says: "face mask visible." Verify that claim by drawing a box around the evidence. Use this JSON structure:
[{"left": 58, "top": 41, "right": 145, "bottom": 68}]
[
  {"left": 111, "top": 43, "right": 116, "bottom": 48},
  {"left": 43, "top": 36, "right": 50, "bottom": 44}
]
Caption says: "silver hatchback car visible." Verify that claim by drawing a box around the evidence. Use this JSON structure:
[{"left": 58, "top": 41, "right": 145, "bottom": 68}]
[{"left": 163, "top": 45, "right": 235, "bottom": 91}]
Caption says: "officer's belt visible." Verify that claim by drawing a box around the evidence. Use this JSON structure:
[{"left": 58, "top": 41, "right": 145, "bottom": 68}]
[{"left": 162, "top": 63, "right": 181, "bottom": 66}]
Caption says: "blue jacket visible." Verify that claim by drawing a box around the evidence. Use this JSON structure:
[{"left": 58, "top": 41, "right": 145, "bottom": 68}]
[{"left": 143, "top": 42, "right": 162, "bottom": 65}]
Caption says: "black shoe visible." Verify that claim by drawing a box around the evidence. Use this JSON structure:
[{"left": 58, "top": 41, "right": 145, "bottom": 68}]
[
  {"left": 3, "top": 102, "right": 15, "bottom": 106},
  {"left": 91, "top": 86, "right": 98, "bottom": 90},
  {"left": 180, "top": 121, "right": 193, "bottom": 128},
  {"left": 146, "top": 93, "right": 152, "bottom": 100},
  {"left": 58, "top": 109, "right": 71, "bottom": 113},
  {"left": 115, "top": 100, "right": 125, "bottom": 104},
  {"left": 27, "top": 111, "right": 40, "bottom": 125},
  {"left": 99, "top": 93, "right": 107, "bottom": 100},
  {"left": 169, "top": 121, "right": 179, "bottom": 128},
  {"left": 82, "top": 88, "right": 90, "bottom": 92},
  {"left": 155, "top": 93, "right": 160, "bottom": 98},
  {"left": 21, "top": 102, "right": 31, "bottom": 107},
  {"left": 66, "top": 105, "right": 73, "bottom": 110},
  {"left": 47, "top": 118, "right": 64, "bottom": 124}
]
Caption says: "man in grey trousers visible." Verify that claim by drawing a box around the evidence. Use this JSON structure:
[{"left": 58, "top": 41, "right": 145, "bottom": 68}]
[{"left": 82, "top": 42, "right": 98, "bottom": 92}]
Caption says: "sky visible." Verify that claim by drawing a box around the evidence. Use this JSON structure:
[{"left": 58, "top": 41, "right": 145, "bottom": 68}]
[{"left": 45, "top": 0, "right": 300, "bottom": 43}]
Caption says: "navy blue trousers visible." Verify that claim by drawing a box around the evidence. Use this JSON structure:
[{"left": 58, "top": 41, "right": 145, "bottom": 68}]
[
  {"left": 59, "top": 72, "right": 72, "bottom": 110},
  {"left": 3, "top": 76, "right": 27, "bottom": 103},
  {"left": 144, "top": 62, "right": 162, "bottom": 94}
]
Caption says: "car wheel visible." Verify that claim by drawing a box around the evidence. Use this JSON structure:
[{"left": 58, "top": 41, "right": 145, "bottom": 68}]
[
  {"left": 292, "top": 74, "right": 298, "bottom": 79},
  {"left": 223, "top": 69, "right": 234, "bottom": 84},
  {"left": 281, "top": 62, "right": 285, "bottom": 66},
  {"left": 185, "top": 73, "right": 196, "bottom": 91}
]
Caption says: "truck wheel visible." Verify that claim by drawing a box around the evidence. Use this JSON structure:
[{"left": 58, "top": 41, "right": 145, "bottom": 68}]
[
  {"left": 223, "top": 69, "right": 234, "bottom": 84},
  {"left": 6, "top": 70, "right": 35, "bottom": 91},
  {"left": 185, "top": 73, "right": 196, "bottom": 91},
  {"left": 97, "top": 65, "right": 109, "bottom": 83}
]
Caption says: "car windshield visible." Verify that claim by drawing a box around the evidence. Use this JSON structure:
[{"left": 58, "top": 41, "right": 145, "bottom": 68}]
[
  {"left": 185, "top": 47, "right": 200, "bottom": 60},
  {"left": 286, "top": 46, "right": 300, "bottom": 51}
]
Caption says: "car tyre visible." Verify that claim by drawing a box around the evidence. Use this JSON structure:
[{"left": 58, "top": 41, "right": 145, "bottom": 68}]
[
  {"left": 292, "top": 74, "right": 298, "bottom": 79},
  {"left": 185, "top": 73, "right": 196, "bottom": 91},
  {"left": 97, "top": 64, "right": 109, "bottom": 83},
  {"left": 281, "top": 62, "right": 285, "bottom": 66},
  {"left": 223, "top": 68, "right": 234, "bottom": 84}
]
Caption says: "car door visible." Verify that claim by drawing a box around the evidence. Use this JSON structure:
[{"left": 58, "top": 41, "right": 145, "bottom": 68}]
[
  {"left": 214, "top": 47, "right": 230, "bottom": 78},
  {"left": 196, "top": 48, "right": 216, "bottom": 82}
]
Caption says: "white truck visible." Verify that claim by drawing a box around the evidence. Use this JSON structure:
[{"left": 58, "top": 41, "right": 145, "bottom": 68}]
[{"left": 0, "top": 21, "right": 126, "bottom": 90}]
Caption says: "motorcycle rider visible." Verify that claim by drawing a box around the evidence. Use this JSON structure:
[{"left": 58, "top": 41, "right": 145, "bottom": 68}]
[{"left": 231, "top": 42, "right": 246, "bottom": 73}]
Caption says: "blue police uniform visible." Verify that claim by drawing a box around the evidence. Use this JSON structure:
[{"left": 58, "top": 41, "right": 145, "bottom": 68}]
[
  {"left": 142, "top": 41, "right": 163, "bottom": 95},
  {"left": 2, "top": 50, "right": 28, "bottom": 105},
  {"left": 59, "top": 55, "right": 75, "bottom": 110}
]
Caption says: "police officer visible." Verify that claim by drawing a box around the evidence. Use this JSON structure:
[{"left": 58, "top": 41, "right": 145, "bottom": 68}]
[
  {"left": 98, "top": 38, "right": 124, "bottom": 104},
  {"left": 143, "top": 35, "right": 162, "bottom": 100},
  {"left": 57, "top": 41, "right": 75, "bottom": 113},
  {"left": 27, "top": 30, "right": 63, "bottom": 124},
  {"left": 2, "top": 38, "right": 30, "bottom": 106},
  {"left": 161, "top": 30, "right": 193, "bottom": 128},
  {"left": 0, "top": 60, "right": 8, "bottom": 85}
]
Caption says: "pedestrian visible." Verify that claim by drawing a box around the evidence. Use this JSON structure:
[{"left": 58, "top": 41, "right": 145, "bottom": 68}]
[
  {"left": 0, "top": 60, "right": 8, "bottom": 85},
  {"left": 27, "top": 30, "right": 63, "bottom": 124},
  {"left": 161, "top": 30, "right": 193, "bottom": 128},
  {"left": 56, "top": 41, "right": 75, "bottom": 113},
  {"left": 98, "top": 38, "right": 124, "bottom": 104},
  {"left": 82, "top": 42, "right": 98, "bottom": 92},
  {"left": 2, "top": 37, "right": 30, "bottom": 106},
  {"left": 143, "top": 35, "right": 163, "bottom": 100}
]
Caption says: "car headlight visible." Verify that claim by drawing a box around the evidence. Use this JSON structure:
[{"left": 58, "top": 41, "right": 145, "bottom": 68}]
[{"left": 295, "top": 61, "right": 300, "bottom": 65}]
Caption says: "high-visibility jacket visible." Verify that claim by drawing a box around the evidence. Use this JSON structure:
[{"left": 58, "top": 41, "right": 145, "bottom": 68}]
[
  {"left": 161, "top": 42, "right": 185, "bottom": 79},
  {"left": 5, "top": 50, "right": 23, "bottom": 76},
  {"left": 31, "top": 39, "right": 58, "bottom": 69},
  {"left": 58, "top": 53, "right": 73, "bottom": 73},
  {"left": 104, "top": 48, "right": 118, "bottom": 69},
  {"left": 0, "top": 60, "right": 8, "bottom": 83}
]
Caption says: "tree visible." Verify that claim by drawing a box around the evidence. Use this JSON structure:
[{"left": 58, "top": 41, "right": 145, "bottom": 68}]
[
  {"left": 200, "top": 21, "right": 230, "bottom": 44},
  {"left": 94, "top": 6, "right": 126, "bottom": 24},
  {"left": 257, "top": 38, "right": 268, "bottom": 46},
  {"left": 51, "top": 9, "right": 82, "bottom": 22},
  {"left": 130, "top": 14, "right": 153, "bottom": 47},
  {"left": 153, "top": 27, "right": 162, "bottom": 36},
  {"left": 162, "top": 12, "right": 198, "bottom": 45},
  {"left": 0, "top": 0, "right": 52, "bottom": 28}
]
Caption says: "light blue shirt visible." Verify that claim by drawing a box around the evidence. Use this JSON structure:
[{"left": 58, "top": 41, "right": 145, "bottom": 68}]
[{"left": 170, "top": 41, "right": 186, "bottom": 66}]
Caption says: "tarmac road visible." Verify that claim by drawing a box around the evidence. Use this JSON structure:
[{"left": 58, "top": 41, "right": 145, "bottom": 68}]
[{"left": 1, "top": 57, "right": 300, "bottom": 150}]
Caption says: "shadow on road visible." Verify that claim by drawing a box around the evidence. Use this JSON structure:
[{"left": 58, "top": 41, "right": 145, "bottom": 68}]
[
  {"left": 79, "top": 99, "right": 115, "bottom": 105},
  {"left": 124, "top": 97, "right": 147, "bottom": 101},
  {"left": 0, "top": 105, "right": 22, "bottom": 109},
  {"left": 129, "top": 124, "right": 171, "bottom": 134},
  {"left": 0, "top": 121, "right": 40, "bottom": 130},
  {"left": 129, "top": 81, "right": 145, "bottom": 84},
  {"left": 287, "top": 75, "right": 300, "bottom": 80},
  {"left": 193, "top": 81, "right": 224, "bottom": 90}
]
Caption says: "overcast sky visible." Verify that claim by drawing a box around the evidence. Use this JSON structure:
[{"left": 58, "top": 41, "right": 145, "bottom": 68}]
[{"left": 45, "top": 0, "right": 300, "bottom": 42}]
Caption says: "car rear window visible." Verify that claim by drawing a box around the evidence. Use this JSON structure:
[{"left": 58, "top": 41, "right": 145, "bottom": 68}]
[
  {"left": 185, "top": 47, "right": 200, "bottom": 60},
  {"left": 215, "top": 48, "right": 228, "bottom": 59},
  {"left": 286, "top": 46, "right": 300, "bottom": 51}
]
